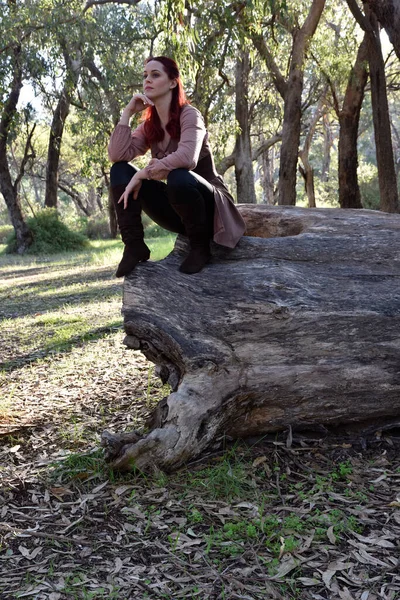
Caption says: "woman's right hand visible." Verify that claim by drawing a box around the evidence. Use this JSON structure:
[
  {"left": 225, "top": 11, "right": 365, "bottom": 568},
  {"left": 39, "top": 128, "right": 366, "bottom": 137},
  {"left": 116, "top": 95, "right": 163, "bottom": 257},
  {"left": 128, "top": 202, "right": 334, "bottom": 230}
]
[{"left": 124, "top": 93, "right": 154, "bottom": 115}]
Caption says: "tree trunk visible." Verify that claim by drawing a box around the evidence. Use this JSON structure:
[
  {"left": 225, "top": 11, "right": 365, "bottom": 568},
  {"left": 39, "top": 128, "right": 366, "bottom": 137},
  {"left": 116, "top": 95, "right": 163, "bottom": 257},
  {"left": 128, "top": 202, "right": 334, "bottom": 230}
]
[
  {"left": 102, "top": 205, "right": 400, "bottom": 472},
  {"left": 261, "top": 146, "right": 275, "bottom": 204},
  {"left": 45, "top": 91, "right": 70, "bottom": 208},
  {"left": 366, "top": 8, "right": 399, "bottom": 213},
  {"left": 298, "top": 162, "right": 316, "bottom": 208},
  {"left": 298, "top": 91, "right": 327, "bottom": 208},
  {"left": 278, "top": 0, "right": 326, "bottom": 206},
  {"left": 321, "top": 114, "right": 333, "bottom": 183},
  {"left": 234, "top": 50, "right": 257, "bottom": 204},
  {"left": 364, "top": 0, "right": 400, "bottom": 60},
  {"left": 0, "top": 46, "right": 32, "bottom": 253},
  {"left": 338, "top": 34, "right": 368, "bottom": 209},
  {"left": 103, "top": 169, "right": 118, "bottom": 238},
  {"left": 45, "top": 46, "right": 82, "bottom": 208}
]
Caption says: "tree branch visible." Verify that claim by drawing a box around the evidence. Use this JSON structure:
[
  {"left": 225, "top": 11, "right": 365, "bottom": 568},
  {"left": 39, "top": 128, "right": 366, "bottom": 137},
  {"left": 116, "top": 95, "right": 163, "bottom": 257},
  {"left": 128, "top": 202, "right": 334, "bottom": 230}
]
[
  {"left": 250, "top": 33, "right": 288, "bottom": 99},
  {"left": 84, "top": 0, "right": 142, "bottom": 12},
  {"left": 252, "top": 133, "right": 282, "bottom": 161},
  {"left": 13, "top": 123, "right": 37, "bottom": 191},
  {"left": 217, "top": 133, "right": 282, "bottom": 174},
  {"left": 58, "top": 180, "right": 91, "bottom": 215},
  {"left": 0, "top": 45, "right": 23, "bottom": 158},
  {"left": 346, "top": 0, "right": 373, "bottom": 32},
  {"left": 83, "top": 58, "right": 122, "bottom": 124}
]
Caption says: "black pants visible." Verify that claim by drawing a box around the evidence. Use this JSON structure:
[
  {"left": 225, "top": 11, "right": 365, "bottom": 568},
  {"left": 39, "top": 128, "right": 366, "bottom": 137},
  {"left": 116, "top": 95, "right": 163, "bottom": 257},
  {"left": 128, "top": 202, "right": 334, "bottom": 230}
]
[{"left": 110, "top": 162, "right": 215, "bottom": 236}]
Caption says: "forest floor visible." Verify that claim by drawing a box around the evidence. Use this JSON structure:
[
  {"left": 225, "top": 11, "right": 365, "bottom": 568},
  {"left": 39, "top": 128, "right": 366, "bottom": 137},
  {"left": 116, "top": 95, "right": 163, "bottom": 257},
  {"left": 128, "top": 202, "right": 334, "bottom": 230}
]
[{"left": 0, "top": 241, "right": 399, "bottom": 600}]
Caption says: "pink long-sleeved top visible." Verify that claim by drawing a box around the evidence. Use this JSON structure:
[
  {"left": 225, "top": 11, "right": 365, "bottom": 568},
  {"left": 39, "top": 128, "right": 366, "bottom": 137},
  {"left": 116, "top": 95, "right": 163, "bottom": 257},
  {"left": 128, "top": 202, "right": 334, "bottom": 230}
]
[{"left": 108, "top": 104, "right": 246, "bottom": 248}]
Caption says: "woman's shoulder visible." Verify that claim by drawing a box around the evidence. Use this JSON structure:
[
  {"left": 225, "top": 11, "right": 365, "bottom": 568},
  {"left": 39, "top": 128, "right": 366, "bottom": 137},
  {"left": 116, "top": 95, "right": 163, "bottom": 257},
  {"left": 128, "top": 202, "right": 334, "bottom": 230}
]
[{"left": 180, "top": 103, "right": 204, "bottom": 124}]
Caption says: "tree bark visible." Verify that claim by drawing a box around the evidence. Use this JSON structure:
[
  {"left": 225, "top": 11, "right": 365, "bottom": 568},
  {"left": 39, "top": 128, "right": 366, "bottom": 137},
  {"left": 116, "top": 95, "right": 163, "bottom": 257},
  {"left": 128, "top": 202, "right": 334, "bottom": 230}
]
[
  {"left": 321, "top": 115, "right": 333, "bottom": 183},
  {"left": 0, "top": 45, "right": 32, "bottom": 253},
  {"left": 366, "top": 8, "right": 399, "bottom": 212},
  {"left": 234, "top": 50, "right": 257, "bottom": 204},
  {"left": 338, "top": 34, "right": 368, "bottom": 209},
  {"left": 346, "top": 0, "right": 399, "bottom": 212},
  {"left": 278, "top": 0, "right": 326, "bottom": 206},
  {"left": 45, "top": 45, "right": 82, "bottom": 208},
  {"left": 364, "top": 0, "right": 400, "bottom": 60},
  {"left": 298, "top": 91, "right": 328, "bottom": 208},
  {"left": 261, "top": 146, "right": 275, "bottom": 204},
  {"left": 102, "top": 205, "right": 400, "bottom": 472}
]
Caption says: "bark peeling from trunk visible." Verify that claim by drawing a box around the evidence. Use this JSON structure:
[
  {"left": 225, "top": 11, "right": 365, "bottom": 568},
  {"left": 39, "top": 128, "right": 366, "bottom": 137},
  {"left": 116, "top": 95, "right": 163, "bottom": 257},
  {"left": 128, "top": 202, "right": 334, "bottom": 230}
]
[{"left": 102, "top": 206, "right": 400, "bottom": 472}]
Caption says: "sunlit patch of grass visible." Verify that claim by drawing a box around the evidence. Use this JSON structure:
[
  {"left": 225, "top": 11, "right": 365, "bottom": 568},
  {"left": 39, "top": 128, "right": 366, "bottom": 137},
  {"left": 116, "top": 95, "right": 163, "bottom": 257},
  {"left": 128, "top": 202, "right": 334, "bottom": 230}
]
[
  {"left": 0, "top": 303, "right": 123, "bottom": 371},
  {"left": 0, "top": 394, "right": 13, "bottom": 419},
  {"left": 0, "top": 235, "right": 175, "bottom": 270},
  {"left": 146, "top": 234, "right": 176, "bottom": 261}
]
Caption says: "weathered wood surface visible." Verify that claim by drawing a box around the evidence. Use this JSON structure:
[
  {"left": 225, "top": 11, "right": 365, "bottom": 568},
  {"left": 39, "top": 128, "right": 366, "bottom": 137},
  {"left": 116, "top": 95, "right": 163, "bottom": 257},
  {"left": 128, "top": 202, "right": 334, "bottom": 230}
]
[{"left": 102, "top": 205, "right": 400, "bottom": 471}]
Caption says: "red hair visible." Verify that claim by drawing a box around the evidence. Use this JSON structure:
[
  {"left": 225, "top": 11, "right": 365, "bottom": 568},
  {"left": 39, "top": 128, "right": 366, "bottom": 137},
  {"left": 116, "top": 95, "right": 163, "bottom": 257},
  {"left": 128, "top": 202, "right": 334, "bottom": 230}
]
[{"left": 142, "top": 56, "right": 188, "bottom": 144}]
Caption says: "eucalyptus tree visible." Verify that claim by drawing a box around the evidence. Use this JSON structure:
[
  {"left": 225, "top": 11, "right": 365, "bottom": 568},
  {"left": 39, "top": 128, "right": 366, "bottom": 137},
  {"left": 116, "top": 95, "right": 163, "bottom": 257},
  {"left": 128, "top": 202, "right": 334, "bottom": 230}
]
[
  {"left": 234, "top": 50, "right": 257, "bottom": 203},
  {"left": 347, "top": 0, "right": 399, "bottom": 212},
  {"left": 337, "top": 35, "right": 368, "bottom": 209},
  {"left": 0, "top": 0, "right": 53, "bottom": 252},
  {"left": 43, "top": 7, "right": 85, "bottom": 209},
  {"left": 245, "top": 0, "right": 326, "bottom": 206},
  {"left": 309, "top": 5, "right": 368, "bottom": 209}
]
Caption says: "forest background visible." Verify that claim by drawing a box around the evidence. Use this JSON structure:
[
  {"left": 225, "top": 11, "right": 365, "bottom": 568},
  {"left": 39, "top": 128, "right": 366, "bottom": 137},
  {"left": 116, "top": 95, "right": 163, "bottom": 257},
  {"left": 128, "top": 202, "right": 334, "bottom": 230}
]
[{"left": 1, "top": 0, "right": 400, "bottom": 254}]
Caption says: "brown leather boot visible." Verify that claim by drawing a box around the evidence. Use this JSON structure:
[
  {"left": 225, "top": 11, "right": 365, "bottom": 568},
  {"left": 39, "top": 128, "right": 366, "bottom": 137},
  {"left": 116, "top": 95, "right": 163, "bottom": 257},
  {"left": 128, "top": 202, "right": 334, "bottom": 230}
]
[
  {"left": 170, "top": 201, "right": 211, "bottom": 274},
  {"left": 110, "top": 184, "right": 150, "bottom": 278},
  {"left": 115, "top": 242, "right": 150, "bottom": 277},
  {"left": 179, "top": 240, "right": 211, "bottom": 274}
]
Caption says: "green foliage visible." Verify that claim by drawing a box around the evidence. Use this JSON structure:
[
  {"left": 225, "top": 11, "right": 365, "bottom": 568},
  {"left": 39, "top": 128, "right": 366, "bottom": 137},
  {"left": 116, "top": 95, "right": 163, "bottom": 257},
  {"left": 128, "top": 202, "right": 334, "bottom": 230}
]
[
  {"left": 0, "top": 225, "right": 13, "bottom": 244},
  {"left": 141, "top": 213, "right": 173, "bottom": 239},
  {"left": 358, "top": 162, "right": 380, "bottom": 209},
  {"left": 82, "top": 216, "right": 112, "bottom": 240},
  {"left": 6, "top": 208, "right": 89, "bottom": 254},
  {"left": 332, "top": 460, "right": 353, "bottom": 481}
]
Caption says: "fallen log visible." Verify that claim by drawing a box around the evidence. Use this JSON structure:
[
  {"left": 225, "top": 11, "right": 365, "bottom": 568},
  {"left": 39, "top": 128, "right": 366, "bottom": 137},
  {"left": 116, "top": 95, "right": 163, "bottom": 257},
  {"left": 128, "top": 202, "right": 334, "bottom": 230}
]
[{"left": 102, "top": 205, "right": 400, "bottom": 471}]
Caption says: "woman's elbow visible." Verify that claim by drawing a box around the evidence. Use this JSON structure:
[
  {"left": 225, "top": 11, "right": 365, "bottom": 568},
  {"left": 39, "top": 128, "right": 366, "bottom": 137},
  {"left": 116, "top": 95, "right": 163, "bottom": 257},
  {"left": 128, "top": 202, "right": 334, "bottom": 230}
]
[
  {"left": 108, "top": 149, "right": 123, "bottom": 163},
  {"left": 185, "top": 159, "right": 197, "bottom": 171}
]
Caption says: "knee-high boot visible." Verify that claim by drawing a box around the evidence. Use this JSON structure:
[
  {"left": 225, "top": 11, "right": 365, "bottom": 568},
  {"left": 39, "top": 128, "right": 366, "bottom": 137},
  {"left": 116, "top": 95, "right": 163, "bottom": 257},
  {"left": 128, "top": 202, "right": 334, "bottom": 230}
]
[
  {"left": 170, "top": 201, "right": 211, "bottom": 274},
  {"left": 110, "top": 184, "right": 150, "bottom": 278}
]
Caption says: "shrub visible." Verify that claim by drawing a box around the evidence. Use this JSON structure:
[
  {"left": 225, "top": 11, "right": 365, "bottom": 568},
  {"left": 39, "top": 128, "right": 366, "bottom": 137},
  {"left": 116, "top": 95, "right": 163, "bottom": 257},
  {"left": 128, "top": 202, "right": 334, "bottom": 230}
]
[
  {"left": 0, "top": 225, "right": 13, "bottom": 245},
  {"left": 84, "top": 217, "right": 112, "bottom": 240},
  {"left": 142, "top": 213, "right": 172, "bottom": 239},
  {"left": 6, "top": 209, "right": 89, "bottom": 254}
]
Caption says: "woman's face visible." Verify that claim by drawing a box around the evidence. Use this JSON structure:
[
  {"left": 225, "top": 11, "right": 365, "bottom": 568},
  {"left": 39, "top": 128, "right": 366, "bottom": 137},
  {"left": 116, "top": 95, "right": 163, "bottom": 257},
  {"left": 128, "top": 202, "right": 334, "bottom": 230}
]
[{"left": 143, "top": 60, "right": 176, "bottom": 102}]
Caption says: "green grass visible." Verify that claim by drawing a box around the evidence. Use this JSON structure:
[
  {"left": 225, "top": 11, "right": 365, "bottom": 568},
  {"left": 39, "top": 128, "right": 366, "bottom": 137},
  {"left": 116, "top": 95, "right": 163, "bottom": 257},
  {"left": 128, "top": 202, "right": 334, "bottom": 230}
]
[
  {"left": 0, "top": 237, "right": 175, "bottom": 371},
  {"left": 0, "top": 234, "right": 176, "bottom": 267}
]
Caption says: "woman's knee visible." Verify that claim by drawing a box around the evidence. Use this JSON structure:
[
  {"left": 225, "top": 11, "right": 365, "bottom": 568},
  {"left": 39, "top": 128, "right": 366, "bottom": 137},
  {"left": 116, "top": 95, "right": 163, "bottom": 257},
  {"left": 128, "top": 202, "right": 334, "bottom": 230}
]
[
  {"left": 167, "top": 168, "right": 194, "bottom": 190},
  {"left": 110, "top": 161, "right": 137, "bottom": 186}
]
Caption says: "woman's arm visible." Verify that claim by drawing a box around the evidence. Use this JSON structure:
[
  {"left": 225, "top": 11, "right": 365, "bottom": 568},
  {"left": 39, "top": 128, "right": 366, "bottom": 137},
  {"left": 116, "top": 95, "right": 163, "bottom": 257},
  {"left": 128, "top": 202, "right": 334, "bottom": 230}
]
[
  {"left": 108, "top": 94, "right": 152, "bottom": 163},
  {"left": 118, "top": 167, "right": 149, "bottom": 209}
]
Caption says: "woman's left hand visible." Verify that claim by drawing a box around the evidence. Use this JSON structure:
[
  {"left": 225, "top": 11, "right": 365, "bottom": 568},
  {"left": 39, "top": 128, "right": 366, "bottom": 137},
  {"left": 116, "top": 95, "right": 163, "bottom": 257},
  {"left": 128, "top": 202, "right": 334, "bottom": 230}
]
[{"left": 119, "top": 174, "right": 143, "bottom": 209}]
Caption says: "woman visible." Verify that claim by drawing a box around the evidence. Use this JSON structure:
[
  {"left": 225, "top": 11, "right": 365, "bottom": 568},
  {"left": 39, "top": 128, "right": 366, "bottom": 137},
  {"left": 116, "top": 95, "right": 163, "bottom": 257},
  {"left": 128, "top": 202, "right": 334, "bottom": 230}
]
[{"left": 108, "top": 56, "right": 245, "bottom": 277}]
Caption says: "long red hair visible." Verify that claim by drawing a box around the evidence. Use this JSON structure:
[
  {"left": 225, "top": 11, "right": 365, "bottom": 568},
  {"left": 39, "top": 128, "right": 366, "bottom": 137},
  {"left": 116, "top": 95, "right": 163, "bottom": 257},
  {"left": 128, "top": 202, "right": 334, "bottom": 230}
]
[{"left": 142, "top": 56, "right": 188, "bottom": 144}]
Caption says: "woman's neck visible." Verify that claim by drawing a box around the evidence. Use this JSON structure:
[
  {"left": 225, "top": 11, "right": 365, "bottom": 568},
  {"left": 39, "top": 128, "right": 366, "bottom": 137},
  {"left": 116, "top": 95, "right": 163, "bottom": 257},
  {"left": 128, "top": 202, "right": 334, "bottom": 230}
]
[{"left": 153, "top": 96, "right": 172, "bottom": 128}]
